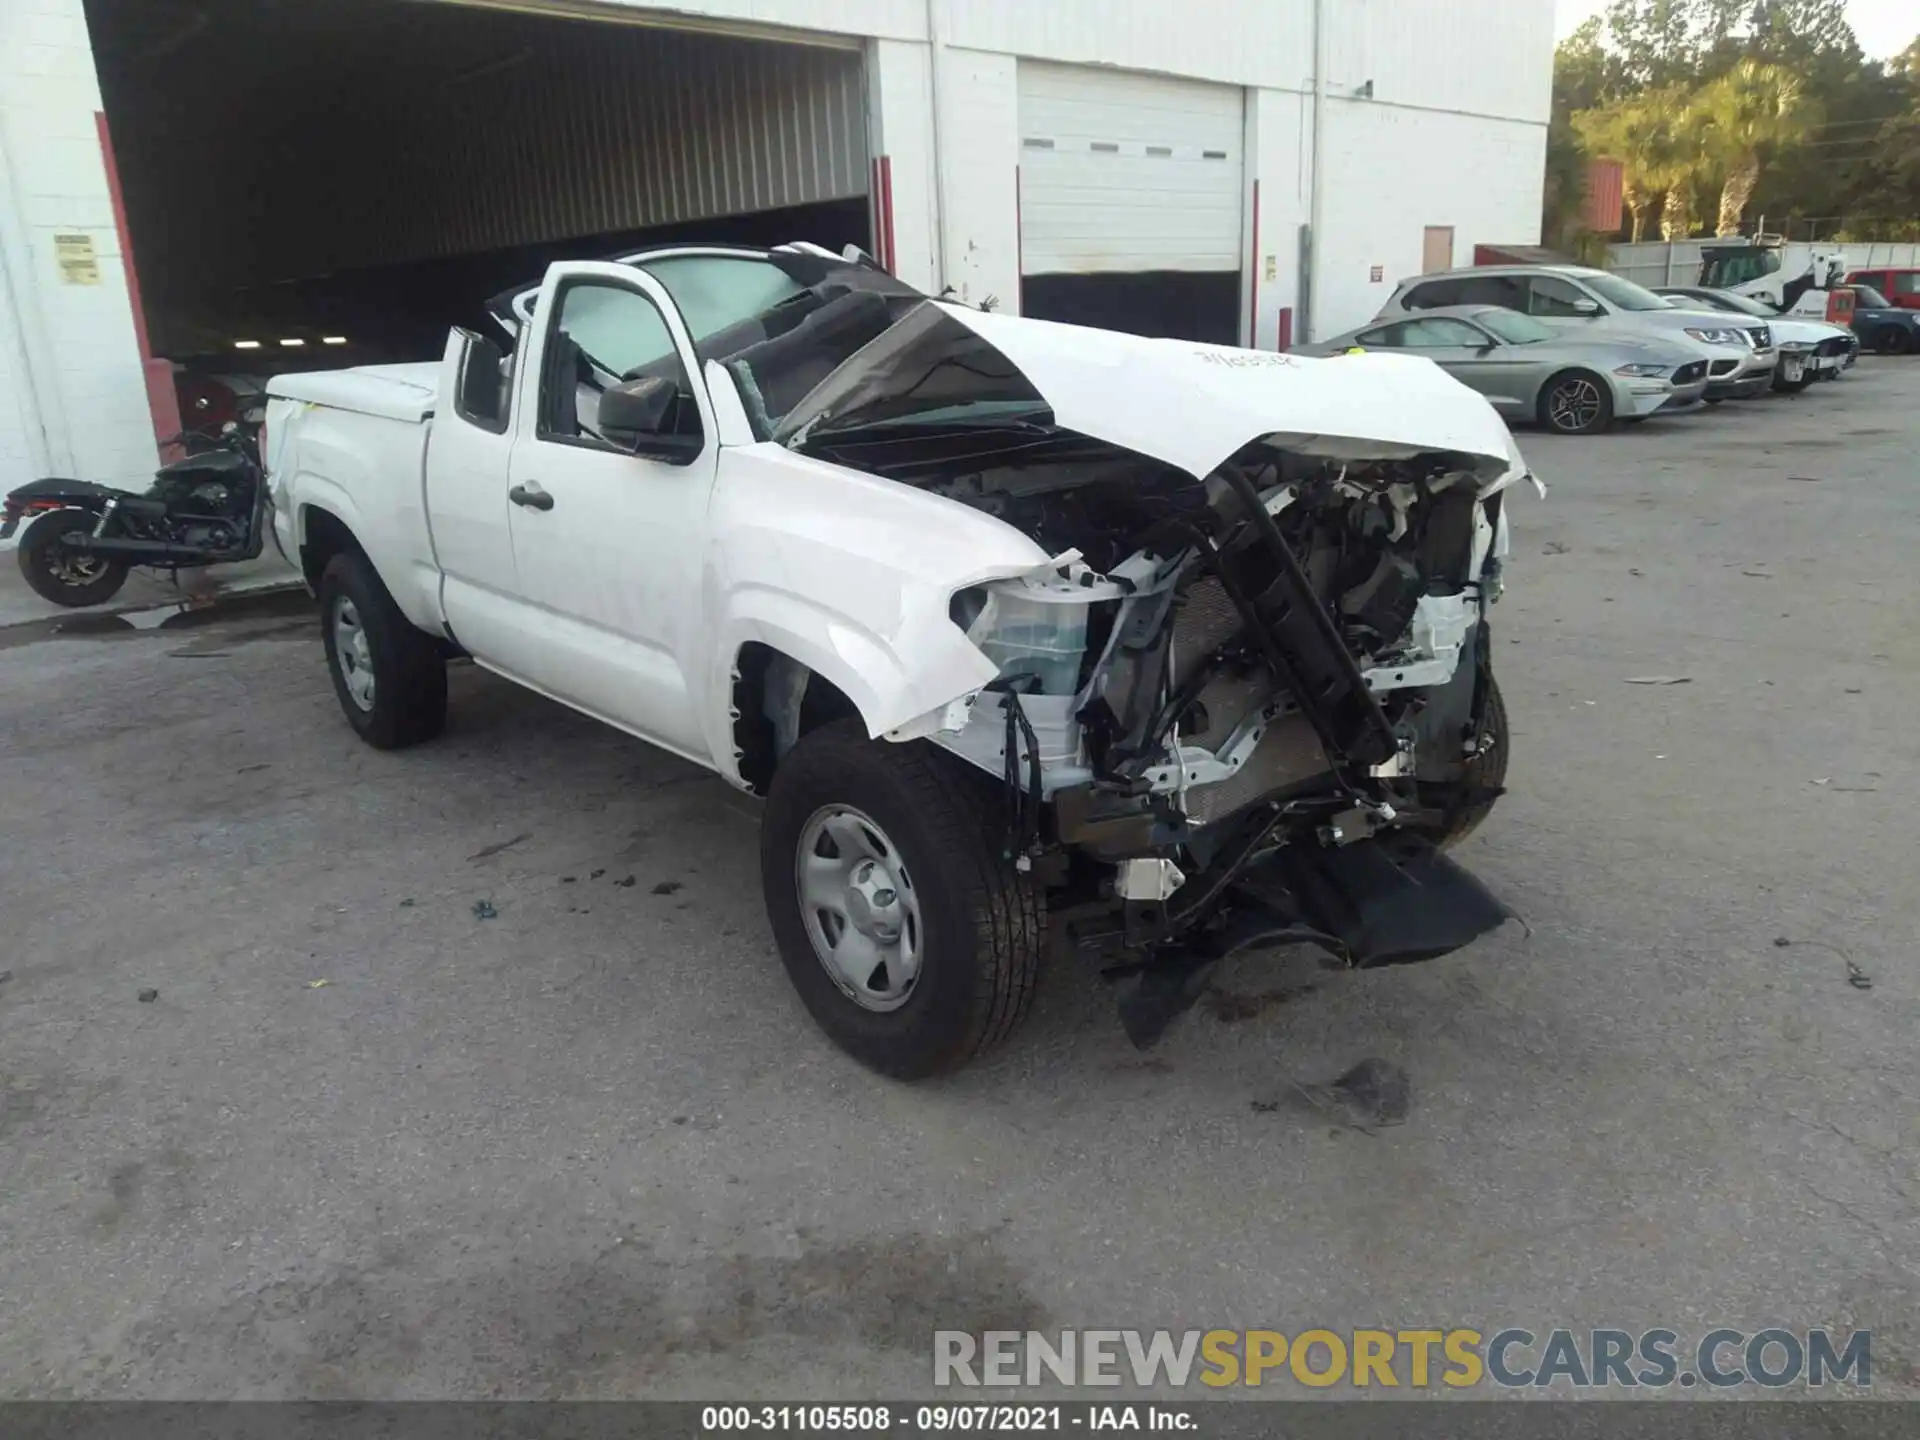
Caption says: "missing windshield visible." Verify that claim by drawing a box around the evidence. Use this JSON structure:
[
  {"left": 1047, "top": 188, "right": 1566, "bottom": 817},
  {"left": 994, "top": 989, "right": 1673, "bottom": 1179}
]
[{"left": 758, "top": 302, "right": 1048, "bottom": 445}]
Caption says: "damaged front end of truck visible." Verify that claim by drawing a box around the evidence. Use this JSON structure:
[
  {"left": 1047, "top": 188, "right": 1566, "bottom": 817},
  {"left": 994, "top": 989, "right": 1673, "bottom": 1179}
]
[{"left": 751, "top": 290, "right": 1538, "bottom": 1047}]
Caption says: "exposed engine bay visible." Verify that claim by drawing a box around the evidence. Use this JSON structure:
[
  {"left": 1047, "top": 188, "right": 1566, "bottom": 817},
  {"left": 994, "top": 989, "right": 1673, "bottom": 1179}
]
[
  {"left": 687, "top": 272, "right": 1540, "bottom": 1048},
  {"left": 799, "top": 410, "right": 1525, "bottom": 1046}
]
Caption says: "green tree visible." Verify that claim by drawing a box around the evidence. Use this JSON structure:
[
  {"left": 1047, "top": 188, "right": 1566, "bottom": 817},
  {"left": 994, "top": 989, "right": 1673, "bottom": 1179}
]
[
  {"left": 1575, "top": 87, "right": 1706, "bottom": 241},
  {"left": 1552, "top": 3, "right": 1918, "bottom": 241},
  {"left": 1692, "top": 60, "right": 1816, "bottom": 232},
  {"left": 1601, "top": 0, "right": 1712, "bottom": 87},
  {"left": 1543, "top": 22, "right": 1613, "bottom": 248}
]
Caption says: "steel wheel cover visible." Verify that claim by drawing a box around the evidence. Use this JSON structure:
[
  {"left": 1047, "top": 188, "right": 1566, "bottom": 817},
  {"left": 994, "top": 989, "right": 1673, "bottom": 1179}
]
[
  {"left": 795, "top": 804, "right": 923, "bottom": 1012},
  {"left": 332, "top": 596, "right": 376, "bottom": 711}
]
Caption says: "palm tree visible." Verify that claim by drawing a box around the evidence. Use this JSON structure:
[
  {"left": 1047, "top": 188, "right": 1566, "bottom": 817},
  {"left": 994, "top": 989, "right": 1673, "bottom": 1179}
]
[
  {"left": 1637, "top": 85, "right": 1710, "bottom": 239},
  {"left": 1693, "top": 60, "right": 1816, "bottom": 235},
  {"left": 1574, "top": 94, "right": 1661, "bottom": 241},
  {"left": 1574, "top": 86, "right": 1707, "bottom": 242}
]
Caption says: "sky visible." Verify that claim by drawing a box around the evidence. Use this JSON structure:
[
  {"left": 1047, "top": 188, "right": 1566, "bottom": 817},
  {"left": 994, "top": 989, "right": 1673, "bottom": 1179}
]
[{"left": 1555, "top": 0, "right": 1916, "bottom": 61}]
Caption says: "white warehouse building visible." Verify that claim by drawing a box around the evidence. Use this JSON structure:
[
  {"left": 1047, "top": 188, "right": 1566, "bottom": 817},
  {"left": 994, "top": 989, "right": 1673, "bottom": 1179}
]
[{"left": 0, "top": 0, "right": 1553, "bottom": 493}]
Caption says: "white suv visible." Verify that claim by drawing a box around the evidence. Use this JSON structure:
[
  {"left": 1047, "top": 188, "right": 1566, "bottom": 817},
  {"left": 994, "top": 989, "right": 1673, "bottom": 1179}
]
[{"left": 1380, "top": 265, "right": 1776, "bottom": 400}]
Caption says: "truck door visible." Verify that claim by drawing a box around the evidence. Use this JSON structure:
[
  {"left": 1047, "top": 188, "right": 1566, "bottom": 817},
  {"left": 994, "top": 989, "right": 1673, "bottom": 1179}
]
[
  {"left": 427, "top": 327, "right": 523, "bottom": 658},
  {"left": 496, "top": 260, "right": 720, "bottom": 761}
]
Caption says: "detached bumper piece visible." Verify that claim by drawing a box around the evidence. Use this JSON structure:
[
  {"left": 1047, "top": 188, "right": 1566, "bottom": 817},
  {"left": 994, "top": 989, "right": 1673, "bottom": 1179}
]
[{"left": 1113, "top": 834, "right": 1510, "bottom": 1049}]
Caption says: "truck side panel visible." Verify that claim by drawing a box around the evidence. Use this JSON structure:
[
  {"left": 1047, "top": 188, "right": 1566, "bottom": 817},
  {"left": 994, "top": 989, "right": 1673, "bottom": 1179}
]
[{"left": 266, "top": 397, "right": 444, "bottom": 634}]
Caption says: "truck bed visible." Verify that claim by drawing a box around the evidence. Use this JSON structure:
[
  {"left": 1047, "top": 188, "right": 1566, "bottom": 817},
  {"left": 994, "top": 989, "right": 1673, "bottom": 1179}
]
[{"left": 267, "top": 362, "right": 440, "bottom": 423}]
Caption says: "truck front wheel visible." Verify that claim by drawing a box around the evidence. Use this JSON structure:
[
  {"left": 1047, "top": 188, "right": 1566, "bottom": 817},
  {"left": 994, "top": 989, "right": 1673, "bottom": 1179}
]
[
  {"left": 760, "top": 718, "right": 1045, "bottom": 1078},
  {"left": 1415, "top": 673, "right": 1510, "bottom": 850},
  {"left": 318, "top": 551, "right": 446, "bottom": 749}
]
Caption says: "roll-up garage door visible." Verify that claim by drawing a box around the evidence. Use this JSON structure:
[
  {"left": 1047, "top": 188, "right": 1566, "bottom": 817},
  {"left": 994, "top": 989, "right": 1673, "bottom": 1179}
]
[{"left": 1017, "top": 62, "right": 1244, "bottom": 343}]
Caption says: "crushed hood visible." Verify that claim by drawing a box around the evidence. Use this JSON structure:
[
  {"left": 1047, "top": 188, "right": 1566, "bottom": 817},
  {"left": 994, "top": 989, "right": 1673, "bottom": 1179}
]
[{"left": 778, "top": 300, "right": 1519, "bottom": 480}]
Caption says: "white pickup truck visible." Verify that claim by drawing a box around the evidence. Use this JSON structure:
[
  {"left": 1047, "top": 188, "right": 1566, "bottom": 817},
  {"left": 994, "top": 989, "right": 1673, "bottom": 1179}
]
[{"left": 266, "top": 242, "right": 1537, "bottom": 1077}]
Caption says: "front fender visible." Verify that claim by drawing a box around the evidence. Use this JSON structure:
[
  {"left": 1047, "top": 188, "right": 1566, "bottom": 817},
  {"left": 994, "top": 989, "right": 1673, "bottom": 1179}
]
[{"left": 702, "top": 445, "right": 1052, "bottom": 770}]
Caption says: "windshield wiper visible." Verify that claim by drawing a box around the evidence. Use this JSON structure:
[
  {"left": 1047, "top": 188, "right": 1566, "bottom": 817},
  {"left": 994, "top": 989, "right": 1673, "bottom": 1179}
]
[{"left": 808, "top": 415, "right": 1057, "bottom": 444}]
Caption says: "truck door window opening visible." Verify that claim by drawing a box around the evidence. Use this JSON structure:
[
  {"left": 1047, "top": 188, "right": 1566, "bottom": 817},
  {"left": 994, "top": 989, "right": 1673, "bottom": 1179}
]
[{"left": 540, "top": 280, "right": 701, "bottom": 452}]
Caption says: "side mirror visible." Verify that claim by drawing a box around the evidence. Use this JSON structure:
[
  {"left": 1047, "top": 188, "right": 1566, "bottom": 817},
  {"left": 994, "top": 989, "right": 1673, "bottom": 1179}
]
[
  {"left": 455, "top": 332, "right": 511, "bottom": 430},
  {"left": 1572, "top": 297, "right": 1601, "bottom": 317},
  {"left": 599, "top": 376, "right": 702, "bottom": 465}
]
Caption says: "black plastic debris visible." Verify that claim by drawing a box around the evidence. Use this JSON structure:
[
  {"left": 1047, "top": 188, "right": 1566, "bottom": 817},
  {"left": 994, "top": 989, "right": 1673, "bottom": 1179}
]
[
  {"left": 615, "top": 875, "right": 637, "bottom": 888},
  {"left": 137, "top": 988, "right": 158, "bottom": 1003},
  {"left": 472, "top": 900, "right": 498, "bottom": 921},
  {"left": 1846, "top": 963, "right": 1873, "bottom": 991},
  {"left": 468, "top": 832, "right": 530, "bottom": 862},
  {"left": 1268, "top": 1058, "right": 1412, "bottom": 1133},
  {"left": 590, "top": 869, "right": 606, "bottom": 880},
  {"left": 652, "top": 880, "right": 684, "bottom": 896},
  {"left": 399, "top": 898, "right": 415, "bottom": 908}
]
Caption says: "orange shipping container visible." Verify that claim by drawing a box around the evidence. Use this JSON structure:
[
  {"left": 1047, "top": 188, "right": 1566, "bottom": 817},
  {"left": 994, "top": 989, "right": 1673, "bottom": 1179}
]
[{"left": 1583, "top": 158, "right": 1624, "bottom": 235}]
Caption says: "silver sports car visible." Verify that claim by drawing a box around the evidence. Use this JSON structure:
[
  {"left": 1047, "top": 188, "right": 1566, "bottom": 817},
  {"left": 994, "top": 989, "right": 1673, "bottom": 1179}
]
[{"left": 1294, "top": 305, "right": 1711, "bottom": 435}]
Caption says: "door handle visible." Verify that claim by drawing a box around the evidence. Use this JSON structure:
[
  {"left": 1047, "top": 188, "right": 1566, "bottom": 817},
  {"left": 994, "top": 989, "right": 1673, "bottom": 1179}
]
[{"left": 509, "top": 482, "right": 553, "bottom": 512}]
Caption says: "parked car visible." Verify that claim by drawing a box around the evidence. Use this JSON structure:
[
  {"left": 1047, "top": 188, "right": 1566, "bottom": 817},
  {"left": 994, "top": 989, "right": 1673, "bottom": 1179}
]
[
  {"left": 264, "top": 241, "right": 1532, "bottom": 1077},
  {"left": 1380, "top": 264, "right": 1775, "bottom": 400},
  {"left": 1294, "top": 305, "right": 1709, "bottom": 435},
  {"left": 1652, "top": 285, "right": 1857, "bottom": 388},
  {"left": 1845, "top": 283, "right": 1920, "bottom": 354},
  {"left": 1844, "top": 267, "right": 1920, "bottom": 312}
]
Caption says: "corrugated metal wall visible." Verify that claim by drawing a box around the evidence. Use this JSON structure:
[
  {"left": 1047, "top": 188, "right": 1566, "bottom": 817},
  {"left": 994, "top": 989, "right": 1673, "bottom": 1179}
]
[
  {"left": 1584, "top": 159, "right": 1624, "bottom": 235},
  {"left": 255, "top": 20, "right": 868, "bottom": 280},
  {"left": 93, "top": 0, "right": 868, "bottom": 293}
]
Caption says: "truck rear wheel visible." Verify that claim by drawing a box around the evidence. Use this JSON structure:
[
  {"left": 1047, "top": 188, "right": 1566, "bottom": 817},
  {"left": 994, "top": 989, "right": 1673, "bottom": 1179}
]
[
  {"left": 318, "top": 551, "right": 446, "bottom": 749},
  {"left": 760, "top": 718, "right": 1044, "bottom": 1078}
]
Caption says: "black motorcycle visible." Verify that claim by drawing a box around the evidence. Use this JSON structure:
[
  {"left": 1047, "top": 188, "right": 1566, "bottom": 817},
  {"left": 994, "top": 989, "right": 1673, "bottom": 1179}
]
[{"left": 2, "top": 397, "right": 271, "bottom": 607}]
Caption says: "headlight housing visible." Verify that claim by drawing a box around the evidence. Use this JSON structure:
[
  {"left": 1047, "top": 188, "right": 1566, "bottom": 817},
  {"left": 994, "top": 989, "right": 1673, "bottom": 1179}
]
[
  {"left": 1683, "top": 326, "right": 1746, "bottom": 345},
  {"left": 1613, "top": 363, "right": 1669, "bottom": 377}
]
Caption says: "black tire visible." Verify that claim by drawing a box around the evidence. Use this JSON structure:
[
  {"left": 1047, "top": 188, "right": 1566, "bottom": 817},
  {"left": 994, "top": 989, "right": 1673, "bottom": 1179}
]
[
  {"left": 16, "top": 509, "right": 130, "bottom": 607},
  {"left": 1537, "top": 370, "right": 1614, "bottom": 435},
  {"left": 1876, "top": 327, "right": 1913, "bottom": 356},
  {"left": 761, "top": 717, "right": 1044, "bottom": 1078},
  {"left": 318, "top": 550, "right": 446, "bottom": 749},
  {"left": 1417, "top": 674, "right": 1509, "bottom": 850}
]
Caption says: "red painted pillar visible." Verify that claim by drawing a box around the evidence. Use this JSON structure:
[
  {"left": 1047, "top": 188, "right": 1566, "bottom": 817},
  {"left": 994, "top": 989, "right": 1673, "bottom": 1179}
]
[{"left": 95, "top": 111, "right": 179, "bottom": 458}]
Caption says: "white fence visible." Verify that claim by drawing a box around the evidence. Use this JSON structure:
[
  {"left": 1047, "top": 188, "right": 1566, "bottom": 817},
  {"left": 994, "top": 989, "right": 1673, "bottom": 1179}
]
[{"left": 1607, "top": 240, "right": 1920, "bottom": 290}]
